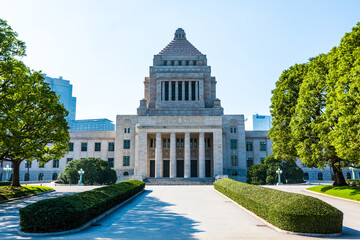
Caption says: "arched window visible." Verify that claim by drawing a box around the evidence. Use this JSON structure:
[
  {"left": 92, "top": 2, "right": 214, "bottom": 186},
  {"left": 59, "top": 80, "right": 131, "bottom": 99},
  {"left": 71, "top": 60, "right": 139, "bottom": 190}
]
[
  {"left": 232, "top": 171, "right": 237, "bottom": 176},
  {"left": 24, "top": 173, "right": 30, "bottom": 181},
  {"left": 318, "top": 172, "right": 323, "bottom": 180},
  {"left": 304, "top": 172, "right": 309, "bottom": 180},
  {"left": 52, "top": 173, "right": 58, "bottom": 180},
  {"left": 123, "top": 172, "right": 129, "bottom": 176},
  {"left": 38, "top": 173, "right": 44, "bottom": 181},
  {"left": 346, "top": 172, "right": 351, "bottom": 179}
]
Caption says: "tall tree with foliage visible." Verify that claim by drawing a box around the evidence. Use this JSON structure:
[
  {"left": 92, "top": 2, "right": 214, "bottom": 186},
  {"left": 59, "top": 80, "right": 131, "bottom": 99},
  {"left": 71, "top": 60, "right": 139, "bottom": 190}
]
[
  {"left": 0, "top": 19, "right": 69, "bottom": 186},
  {"left": 269, "top": 63, "right": 308, "bottom": 162},
  {"left": 327, "top": 23, "right": 360, "bottom": 169}
]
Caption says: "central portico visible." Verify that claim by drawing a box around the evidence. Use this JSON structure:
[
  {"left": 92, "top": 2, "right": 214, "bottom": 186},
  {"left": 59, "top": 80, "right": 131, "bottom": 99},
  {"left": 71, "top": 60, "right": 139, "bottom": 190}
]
[{"left": 134, "top": 116, "right": 223, "bottom": 178}]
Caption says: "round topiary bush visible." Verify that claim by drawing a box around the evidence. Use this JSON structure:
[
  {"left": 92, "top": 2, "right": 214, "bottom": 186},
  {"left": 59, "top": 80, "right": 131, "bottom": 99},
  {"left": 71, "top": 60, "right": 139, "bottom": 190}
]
[{"left": 58, "top": 158, "right": 117, "bottom": 185}]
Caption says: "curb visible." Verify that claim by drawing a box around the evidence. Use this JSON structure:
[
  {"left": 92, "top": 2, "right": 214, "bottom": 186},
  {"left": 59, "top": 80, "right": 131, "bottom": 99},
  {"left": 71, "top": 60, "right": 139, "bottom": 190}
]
[
  {"left": 0, "top": 190, "right": 55, "bottom": 205},
  {"left": 215, "top": 189, "right": 342, "bottom": 237},
  {"left": 17, "top": 189, "right": 145, "bottom": 237},
  {"left": 305, "top": 189, "right": 360, "bottom": 204}
]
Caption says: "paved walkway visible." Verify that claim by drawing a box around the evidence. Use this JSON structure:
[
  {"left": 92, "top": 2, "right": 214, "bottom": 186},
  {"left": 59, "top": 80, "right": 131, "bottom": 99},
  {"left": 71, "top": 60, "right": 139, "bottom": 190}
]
[{"left": 1, "top": 184, "right": 359, "bottom": 239}]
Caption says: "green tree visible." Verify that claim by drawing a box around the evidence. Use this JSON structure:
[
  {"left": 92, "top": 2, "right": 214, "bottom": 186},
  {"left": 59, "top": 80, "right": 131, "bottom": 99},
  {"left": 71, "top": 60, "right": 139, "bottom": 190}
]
[
  {"left": 269, "top": 63, "right": 308, "bottom": 162},
  {"left": 327, "top": 23, "right": 360, "bottom": 169},
  {"left": 58, "top": 158, "right": 117, "bottom": 185},
  {"left": 247, "top": 154, "right": 304, "bottom": 185},
  {"left": 0, "top": 60, "right": 70, "bottom": 186},
  {"left": 0, "top": 19, "right": 26, "bottom": 61}
]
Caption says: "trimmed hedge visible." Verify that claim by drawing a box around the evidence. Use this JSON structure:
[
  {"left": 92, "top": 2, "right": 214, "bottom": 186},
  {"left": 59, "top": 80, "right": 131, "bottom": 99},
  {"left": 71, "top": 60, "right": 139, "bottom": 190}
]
[
  {"left": 346, "top": 179, "right": 360, "bottom": 187},
  {"left": 0, "top": 186, "right": 53, "bottom": 202},
  {"left": 214, "top": 178, "right": 343, "bottom": 234},
  {"left": 19, "top": 179, "right": 145, "bottom": 233},
  {"left": 0, "top": 181, "right": 11, "bottom": 186}
]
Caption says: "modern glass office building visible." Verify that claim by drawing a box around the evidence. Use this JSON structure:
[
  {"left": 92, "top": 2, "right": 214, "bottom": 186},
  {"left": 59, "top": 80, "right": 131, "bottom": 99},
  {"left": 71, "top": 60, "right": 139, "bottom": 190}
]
[
  {"left": 69, "top": 119, "right": 115, "bottom": 131},
  {"left": 43, "top": 74, "right": 77, "bottom": 122}
]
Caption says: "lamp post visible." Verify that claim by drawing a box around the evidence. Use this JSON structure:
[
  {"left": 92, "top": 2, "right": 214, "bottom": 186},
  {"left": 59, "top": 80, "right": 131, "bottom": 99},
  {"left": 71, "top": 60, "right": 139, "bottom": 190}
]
[
  {"left": 4, "top": 165, "right": 12, "bottom": 182},
  {"left": 78, "top": 168, "right": 85, "bottom": 185},
  {"left": 349, "top": 167, "right": 356, "bottom": 180},
  {"left": 276, "top": 168, "right": 283, "bottom": 185}
]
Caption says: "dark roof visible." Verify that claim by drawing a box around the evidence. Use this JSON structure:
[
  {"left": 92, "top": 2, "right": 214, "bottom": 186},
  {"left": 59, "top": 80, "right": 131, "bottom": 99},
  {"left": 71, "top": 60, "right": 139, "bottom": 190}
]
[{"left": 158, "top": 28, "right": 203, "bottom": 56}]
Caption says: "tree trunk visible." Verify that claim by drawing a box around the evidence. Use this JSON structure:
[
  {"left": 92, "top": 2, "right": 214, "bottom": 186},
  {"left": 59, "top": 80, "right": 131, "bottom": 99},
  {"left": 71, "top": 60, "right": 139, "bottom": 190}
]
[
  {"left": 332, "top": 164, "right": 347, "bottom": 186},
  {"left": 11, "top": 160, "right": 21, "bottom": 187}
]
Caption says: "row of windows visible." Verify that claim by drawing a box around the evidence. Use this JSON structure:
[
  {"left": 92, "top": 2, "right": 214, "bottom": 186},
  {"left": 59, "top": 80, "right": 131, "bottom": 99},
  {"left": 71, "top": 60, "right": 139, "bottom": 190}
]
[
  {"left": 230, "top": 157, "right": 265, "bottom": 167},
  {"left": 246, "top": 142, "right": 267, "bottom": 151},
  {"left": 161, "top": 81, "right": 199, "bottom": 101},
  {"left": 303, "top": 172, "right": 356, "bottom": 181},
  {"left": 162, "top": 60, "right": 198, "bottom": 66},
  {"left": 149, "top": 138, "right": 212, "bottom": 148},
  {"left": 24, "top": 173, "right": 58, "bottom": 181},
  {"left": 68, "top": 142, "right": 115, "bottom": 152},
  {"left": 25, "top": 160, "right": 59, "bottom": 168}
]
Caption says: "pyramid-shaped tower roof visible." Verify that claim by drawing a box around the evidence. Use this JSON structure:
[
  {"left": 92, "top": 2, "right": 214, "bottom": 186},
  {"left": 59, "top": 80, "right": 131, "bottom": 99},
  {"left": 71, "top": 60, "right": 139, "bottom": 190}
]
[{"left": 158, "top": 28, "right": 203, "bottom": 56}]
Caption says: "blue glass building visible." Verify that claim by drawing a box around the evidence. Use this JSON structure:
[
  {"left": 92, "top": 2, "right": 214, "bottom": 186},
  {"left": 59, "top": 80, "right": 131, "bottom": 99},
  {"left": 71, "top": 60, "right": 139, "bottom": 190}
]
[
  {"left": 43, "top": 74, "right": 77, "bottom": 122},
  {"left": 69, "top": 119, "right": 115, "bottom": 131}
]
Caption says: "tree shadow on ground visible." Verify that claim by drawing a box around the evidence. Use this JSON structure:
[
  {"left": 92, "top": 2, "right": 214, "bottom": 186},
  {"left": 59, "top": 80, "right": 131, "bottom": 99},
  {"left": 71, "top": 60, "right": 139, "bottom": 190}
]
[
  {"left": 56, "top": 190, "right": 203, "bottom": 240},
  {"left": 325, "top": 226, "right": 360, "bottom": 240}
]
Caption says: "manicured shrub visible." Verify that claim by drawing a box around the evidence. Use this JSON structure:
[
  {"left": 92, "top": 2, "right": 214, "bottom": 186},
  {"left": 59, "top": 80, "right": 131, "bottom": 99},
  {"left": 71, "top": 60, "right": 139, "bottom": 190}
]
[
  {"left": 0, "top": 185, "right": 53, "bottom": 202},
  {"left": 58, "top": 157, "right": 117, "bottom": 185},
  {"left": 19, "top": 179, "right": 145, "bottom": 233},
  {"left": 214, "top": 178, "right": 343, "bottom": 234},
  {"left": 0, "top": 181, "right": 11, "bottom": 186},
  {"left": 346, "top": 179, "right": 360, "bottom": 187}
]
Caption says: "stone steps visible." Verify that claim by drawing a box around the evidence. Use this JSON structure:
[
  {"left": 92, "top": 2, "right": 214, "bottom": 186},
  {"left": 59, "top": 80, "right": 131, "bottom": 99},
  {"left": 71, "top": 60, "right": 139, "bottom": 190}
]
[{"left": 145, "top": 178, "right": 215, "bottom": 185}]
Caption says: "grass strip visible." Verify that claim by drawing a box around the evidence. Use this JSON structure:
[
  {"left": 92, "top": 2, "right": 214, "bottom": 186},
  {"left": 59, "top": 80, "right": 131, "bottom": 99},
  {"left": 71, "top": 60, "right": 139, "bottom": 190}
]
[
  {"left": 307, "top": 185, "right": 360, "bottom": 201},
  {"left": 0, "top": 185, "right": 53, "bottom": 203}
]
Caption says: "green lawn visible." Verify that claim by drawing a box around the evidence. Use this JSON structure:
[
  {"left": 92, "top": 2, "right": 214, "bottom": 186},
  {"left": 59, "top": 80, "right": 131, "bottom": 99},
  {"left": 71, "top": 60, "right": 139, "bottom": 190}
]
[
  {"left": 307, "top": 185, "right": 360, "bottom": 201},
  {"left": 0, "top": 185, "right": 54, "bottom": 202}
]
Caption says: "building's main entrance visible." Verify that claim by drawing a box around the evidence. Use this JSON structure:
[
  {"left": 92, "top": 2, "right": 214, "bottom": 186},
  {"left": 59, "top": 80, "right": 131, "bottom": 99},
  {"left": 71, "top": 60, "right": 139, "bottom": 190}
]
[
  {"left": 191, "top": 160, "right": 198, "bottom": 177},
  {"left": 176, "top": 160, "right": 184, "bottom": 177},
  {"left": 163, "top": 160, "right": 170, "bottom": 177}
]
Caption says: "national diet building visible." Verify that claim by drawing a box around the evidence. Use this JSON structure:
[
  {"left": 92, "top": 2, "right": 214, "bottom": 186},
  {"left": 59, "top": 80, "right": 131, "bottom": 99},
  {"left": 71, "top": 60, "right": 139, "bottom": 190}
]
[{"left": 114, "top": 28, "right": 272, "bottom": 181}]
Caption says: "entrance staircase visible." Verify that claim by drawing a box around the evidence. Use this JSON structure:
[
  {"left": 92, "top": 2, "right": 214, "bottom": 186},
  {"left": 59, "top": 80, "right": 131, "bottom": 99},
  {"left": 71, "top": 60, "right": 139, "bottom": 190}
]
[{"left": 145, "top": 178, "right": 215, "bottom": 185}]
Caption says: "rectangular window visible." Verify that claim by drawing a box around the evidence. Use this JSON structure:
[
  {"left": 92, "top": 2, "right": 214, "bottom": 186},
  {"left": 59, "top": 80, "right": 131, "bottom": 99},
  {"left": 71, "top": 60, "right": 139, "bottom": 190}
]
[
  {"left": 194, "top": 138, "right": 197, "bottom": 148},
  {"left": 67, "top": 158, "right": 73, "bottom": 163},
  {"left": 68, "top": 142, "right": 74, "bottom": 151},
  {"left": 53, "top": 159, "right": 59, "bottom": 168},
  {"left": 230, "top": 128, "right": 233, "bottom": 133},
  {"left": 123, "top": 140, "right": 130, "bottom": 149},
  {"left": 178, "top": 82, "right": 182, "bottom": 100},
  {"left": 246, "top": 142, "right": 253, "bottom": 151},
  {"left": 161, "top": 81, "right": 163, "bottom": 101},
  {"left": 167, "top": 138, "right": 170, "bottom": 148},
  {"left": 81, "top": 142, "right": 87, "bottom": 151},
  {"left": 190, "top": 138, "right": 193, "bottom": 148},
  {"left": 247, "top": 158, "right": 253, "bottom": 168},
  {"left": 124, "top": 128, "right": 127, "bottom": 133},
  {"left": 123, "top": 156, "right": 130, "bottom": 166},
  {"left": 163, "top": 139, "right": 167, "bottom": 148},
  {"left": 207, "top": 138, "right": 211, "bottom": 148},
  {"left": 191, "top": 81, "right": 196, "bottom": 100},
  {"left": 181, "top": 139, "right": 184, "bottom": 148},
  {"left": 185, "top": 81, "right": 189, "bottom": 100},
  {"left": 108, "top": 158, "right": 114, "bottom": 168},
  {"left": 95, "top": 142, "right": 101, "bottom": 151},
  {"left": 171, "top": 82, "right": 176, "bottom": 100},
  {"left": 231, "top": 156, "right": 238, "bottom": 166},
  {"left": 260, "top": 142, "right": 267, "bottom": 151},
  {"left": 230, "top": 139, "right": 237, "bottom": 149},
  {"left": 234, "top": 128, "right": 237, "bottom": 133},
  {"left": 176, "top": 138, "right": 180, "bottom": 148},
  {"left": 128, "top": 128, "right": 130, "bottom": 133},
  {"left": 150, "top": 139, "right": 154, "bottom": 148},
  {"left": 25, "top": 160, "right": 32, "bottom": 168},
  {"left": 108, "top": 142, "right": 114, "bottom": 151},
  {"left": 165, "top": 81, "right": 169, "bottom": 101}
]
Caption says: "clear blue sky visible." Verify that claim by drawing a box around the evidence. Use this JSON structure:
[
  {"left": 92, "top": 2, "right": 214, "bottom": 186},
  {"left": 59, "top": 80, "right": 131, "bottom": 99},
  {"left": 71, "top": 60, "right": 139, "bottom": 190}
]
[{"left": 1, "top": 0, "right": 359, "bottom": 123}]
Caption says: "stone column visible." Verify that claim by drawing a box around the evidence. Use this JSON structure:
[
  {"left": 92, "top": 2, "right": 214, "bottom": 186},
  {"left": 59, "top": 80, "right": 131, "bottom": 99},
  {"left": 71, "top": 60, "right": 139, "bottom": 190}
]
[
  {"left": 213, "top": 129, "right": 223, "bottom": 176},
  {"left": 199, "top": 132, "right": 205, "bottom": 178},
  {"left": 170, "top": 132, "right": 176, "bottom": 178},
  {"left": 135, "top": 130, "right": 148, "bottom": 176},
  {"left": 184, "top": 132, "right": 191, "bottom": 178},
  {"left": 155, "top": 132, "right": 162, "bottom": 178}
]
